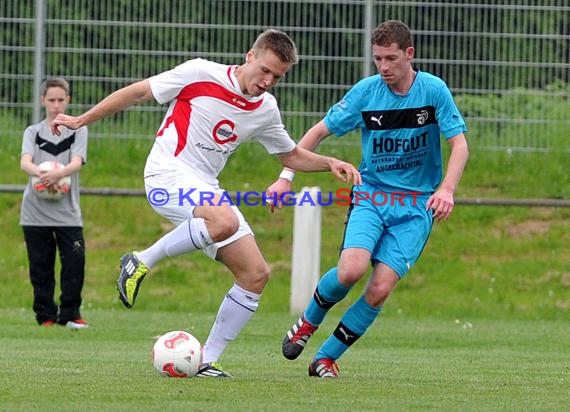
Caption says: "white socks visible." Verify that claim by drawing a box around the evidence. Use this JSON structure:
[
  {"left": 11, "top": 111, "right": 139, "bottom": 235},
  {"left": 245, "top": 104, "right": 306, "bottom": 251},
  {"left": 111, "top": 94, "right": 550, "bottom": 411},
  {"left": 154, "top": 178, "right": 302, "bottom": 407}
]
[
  {"left": 134, "top": 221, "right": 258, "bottom": 364},
  {"left": 201, "top": 284, "right": 261, "bottom": 363},
  {"left": 137, "top": 218, "right": 213, "bottom": 268}
]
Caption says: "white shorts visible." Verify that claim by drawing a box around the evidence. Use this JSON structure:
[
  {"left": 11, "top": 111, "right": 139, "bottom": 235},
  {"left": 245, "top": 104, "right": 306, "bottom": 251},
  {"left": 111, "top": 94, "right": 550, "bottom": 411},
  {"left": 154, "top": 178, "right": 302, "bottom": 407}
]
[{"left": 144, "top": 170, "right": 253, "bottom": 259}]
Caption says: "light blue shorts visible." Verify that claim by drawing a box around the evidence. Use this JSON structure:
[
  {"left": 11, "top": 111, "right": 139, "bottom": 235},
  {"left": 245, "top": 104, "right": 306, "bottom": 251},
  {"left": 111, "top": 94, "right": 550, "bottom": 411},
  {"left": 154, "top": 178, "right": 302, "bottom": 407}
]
[{"left": 341, "top": 182, "right": 433, "bottom": 278}]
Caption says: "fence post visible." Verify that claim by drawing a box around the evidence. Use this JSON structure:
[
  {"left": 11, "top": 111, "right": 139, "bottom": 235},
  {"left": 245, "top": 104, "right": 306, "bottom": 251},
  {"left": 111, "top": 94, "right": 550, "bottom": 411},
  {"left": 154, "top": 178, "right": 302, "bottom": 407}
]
[
  {"left": 33, "top": 0, "right": 46, "bottom": 124},
  {"left": 290, "top": 187, "right": 321, "bottom": 315},
  {"left": 363, "top": 0, "right": 374, "bottom": 78}
]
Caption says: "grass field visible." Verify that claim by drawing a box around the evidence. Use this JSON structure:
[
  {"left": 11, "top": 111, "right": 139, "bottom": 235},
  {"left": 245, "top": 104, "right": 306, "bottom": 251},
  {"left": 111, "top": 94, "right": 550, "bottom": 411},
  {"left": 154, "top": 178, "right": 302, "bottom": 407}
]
[
  {"left": 1, "top": 134, "right": 569, "bottom": 410},
  {"left": 1, "top": 309, "right": 568, "bottom": 411}
]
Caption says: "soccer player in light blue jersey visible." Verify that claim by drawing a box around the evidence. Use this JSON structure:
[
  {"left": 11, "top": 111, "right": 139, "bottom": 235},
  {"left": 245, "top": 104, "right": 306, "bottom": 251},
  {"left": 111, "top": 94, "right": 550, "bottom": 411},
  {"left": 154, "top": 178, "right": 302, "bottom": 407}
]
[{"left": 268, "top": 20, "right": 469, "bottom": 378}]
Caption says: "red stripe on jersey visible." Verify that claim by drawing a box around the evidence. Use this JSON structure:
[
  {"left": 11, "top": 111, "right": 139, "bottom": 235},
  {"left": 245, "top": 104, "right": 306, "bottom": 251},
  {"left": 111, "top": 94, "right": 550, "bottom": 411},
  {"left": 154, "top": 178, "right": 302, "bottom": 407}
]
[
  {"left": 156, "top": 99, "right": 192, "bottom": 157},
  {"left": 227, "top": 66, "right": 236, "bottom": 88},
  {"left": 157, "top": 81, "right": 263, "bottom": 156},
  {"left": 177, "top": 81, "right": 263, "bottom": 111}
]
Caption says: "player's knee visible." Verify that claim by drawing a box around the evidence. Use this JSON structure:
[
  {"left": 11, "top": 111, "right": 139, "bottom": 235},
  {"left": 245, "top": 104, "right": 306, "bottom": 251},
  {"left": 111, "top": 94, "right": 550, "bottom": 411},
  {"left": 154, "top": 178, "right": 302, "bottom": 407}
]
[
  {"left": 217, "top": 218, "right": 240, "bottom": 240},
  {"left": 337, "top": 266, "right": 367, "bottom": 286},
  {"left": 365, "top": 283, "right": 394, "bottom": 307},
  {"left": 209, "top": 209, "right": 240, "bottom": 241}
]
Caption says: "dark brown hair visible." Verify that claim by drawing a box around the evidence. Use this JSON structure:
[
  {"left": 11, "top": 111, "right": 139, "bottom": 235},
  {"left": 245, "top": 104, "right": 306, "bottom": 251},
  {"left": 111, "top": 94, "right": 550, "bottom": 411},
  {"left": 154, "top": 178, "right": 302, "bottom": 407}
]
[{"left": 371, "top": 20, "right": 413, "bottom": 50}]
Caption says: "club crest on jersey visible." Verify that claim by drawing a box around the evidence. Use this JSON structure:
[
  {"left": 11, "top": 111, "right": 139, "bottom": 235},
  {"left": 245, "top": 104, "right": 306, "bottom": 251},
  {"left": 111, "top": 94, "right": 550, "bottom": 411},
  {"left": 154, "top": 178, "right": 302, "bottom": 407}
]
[
  {"left": 212, "top": 119, "right": 238, "bottom": 144},
  {"left": 416, "top": 110, "right": 429, "bottom": 125}
]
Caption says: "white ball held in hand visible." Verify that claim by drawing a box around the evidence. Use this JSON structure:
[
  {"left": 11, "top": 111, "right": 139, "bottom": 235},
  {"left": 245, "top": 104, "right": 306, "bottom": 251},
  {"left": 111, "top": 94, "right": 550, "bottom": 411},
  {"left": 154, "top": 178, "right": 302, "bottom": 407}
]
[{"left": 31, "top": 161, "right": 71, "bottom": 200}]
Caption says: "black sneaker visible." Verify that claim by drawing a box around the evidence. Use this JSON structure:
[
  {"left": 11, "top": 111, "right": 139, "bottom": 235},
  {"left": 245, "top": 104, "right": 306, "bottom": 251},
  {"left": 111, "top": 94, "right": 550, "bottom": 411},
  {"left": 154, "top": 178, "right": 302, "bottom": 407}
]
[
  {"left": 308, "top": 358, "right": 339, "bottom": 378},
  {"left": 117, "top": 252, "right": 149, "bottom": 309},
  {"left": 282, "top": 316, "right": 318, "bottom": 360},
  {"left": 196, "top": 362, "right": 232, "bottom": 378}
]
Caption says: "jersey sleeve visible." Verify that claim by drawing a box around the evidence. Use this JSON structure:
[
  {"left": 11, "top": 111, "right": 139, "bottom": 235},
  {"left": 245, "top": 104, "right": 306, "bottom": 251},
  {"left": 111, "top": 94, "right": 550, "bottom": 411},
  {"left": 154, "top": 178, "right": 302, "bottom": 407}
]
[
  {"left": 434, "top": 83, "right": 467, "bottom": 139},
  {"left": 323, "top": 82, "right": 365, "bottom": 137},
  {"left": 253, "top": 98, "right": 296, "bottom": 154},
  {"left": 21, "top": 125, "right": 37, "bottom": 157},
  {"left": 149, "top": 59, "right": 203, "bottom": 104}
]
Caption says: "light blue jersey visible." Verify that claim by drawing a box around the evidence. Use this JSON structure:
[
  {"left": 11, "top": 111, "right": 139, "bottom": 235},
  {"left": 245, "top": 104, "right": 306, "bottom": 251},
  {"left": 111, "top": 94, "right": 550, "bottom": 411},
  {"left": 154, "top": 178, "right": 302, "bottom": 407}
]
[{"left": 324, "top": 70, "right": 466, "bottom": 194}]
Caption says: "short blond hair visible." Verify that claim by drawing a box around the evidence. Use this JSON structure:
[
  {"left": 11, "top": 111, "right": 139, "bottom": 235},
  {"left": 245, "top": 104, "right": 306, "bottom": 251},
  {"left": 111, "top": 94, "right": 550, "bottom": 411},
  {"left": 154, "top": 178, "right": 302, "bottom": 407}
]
[{"left": 252, "top": 29, "right": 298, "bottom": 64}]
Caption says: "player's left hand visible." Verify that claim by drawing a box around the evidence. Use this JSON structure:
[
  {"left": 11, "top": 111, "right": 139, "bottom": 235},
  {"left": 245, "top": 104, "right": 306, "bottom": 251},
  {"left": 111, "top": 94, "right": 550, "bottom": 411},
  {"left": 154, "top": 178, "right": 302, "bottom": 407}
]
[
  {"left": 330, "top": 159, "right": 361, "bottom": 185},
  {"left": 426, "top": 188, "right": 455, "bottom": 222},
  {"left": 265, "top": 178, "right": 294, "bottom": 213}
]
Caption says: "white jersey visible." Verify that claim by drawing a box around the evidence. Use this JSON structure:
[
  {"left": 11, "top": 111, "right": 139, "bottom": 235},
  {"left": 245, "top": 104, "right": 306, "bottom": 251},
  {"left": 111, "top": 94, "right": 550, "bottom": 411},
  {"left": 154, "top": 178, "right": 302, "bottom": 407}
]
[{"left": 145, "top": 58, "right": 296, "bottom": 187}]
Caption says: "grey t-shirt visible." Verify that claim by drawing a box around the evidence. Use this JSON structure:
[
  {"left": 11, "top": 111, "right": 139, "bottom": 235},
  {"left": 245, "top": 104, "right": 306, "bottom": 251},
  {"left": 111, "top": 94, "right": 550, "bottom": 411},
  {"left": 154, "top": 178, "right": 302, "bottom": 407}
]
[{"left": 20, "top": 120, "right": 88, "bottom": 227}]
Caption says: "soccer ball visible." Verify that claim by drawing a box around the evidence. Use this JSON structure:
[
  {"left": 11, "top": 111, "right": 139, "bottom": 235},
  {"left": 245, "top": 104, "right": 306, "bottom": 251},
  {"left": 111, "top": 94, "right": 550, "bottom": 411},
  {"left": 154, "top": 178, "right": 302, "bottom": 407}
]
[
  {"left": 31, "top": 161, "right": 71, "bottom": 200},
  {"left": 152, "top": 330, "right": 202, "bottom": 378}
]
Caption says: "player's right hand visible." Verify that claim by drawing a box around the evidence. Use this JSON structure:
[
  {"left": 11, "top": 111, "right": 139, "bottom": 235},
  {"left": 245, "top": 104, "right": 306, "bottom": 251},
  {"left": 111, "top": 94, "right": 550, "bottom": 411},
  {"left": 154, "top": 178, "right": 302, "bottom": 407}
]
[
  {"left": 50, "top": 114, "right": 81, "bottom": 136},
  {"left": 329, "top": 159, "right": 362, "bottom": 185}
]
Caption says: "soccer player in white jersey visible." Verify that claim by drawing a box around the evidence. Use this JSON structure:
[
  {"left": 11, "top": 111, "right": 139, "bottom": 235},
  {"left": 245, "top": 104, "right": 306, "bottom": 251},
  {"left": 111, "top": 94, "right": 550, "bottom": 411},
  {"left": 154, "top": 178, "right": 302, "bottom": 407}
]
[
  {"left": 268, "top": 20, "right": 469, "bottom": 378},
  {"left": 51, "top": 29, "right": 361, "bottom": 377}
]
